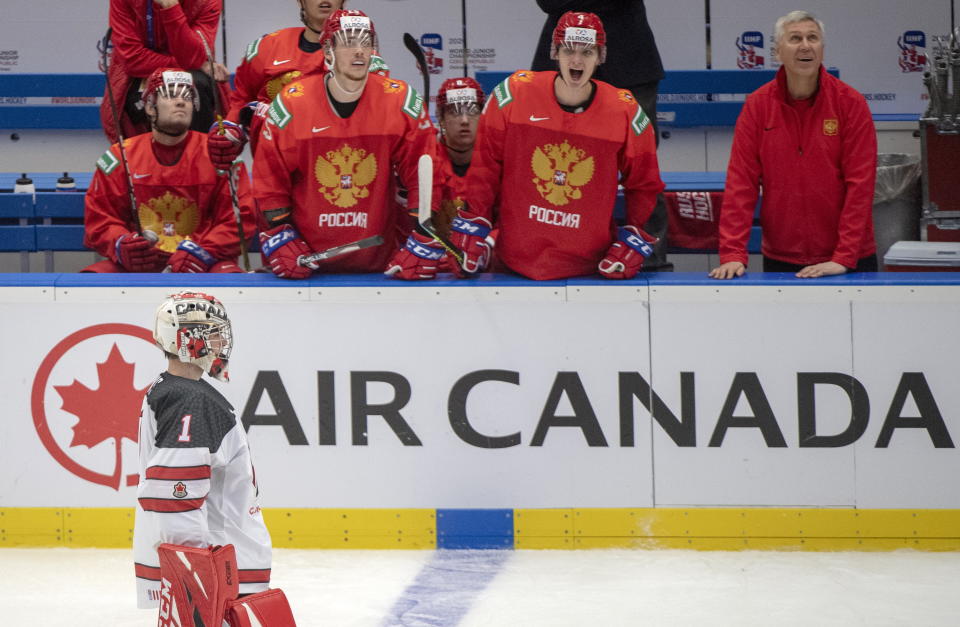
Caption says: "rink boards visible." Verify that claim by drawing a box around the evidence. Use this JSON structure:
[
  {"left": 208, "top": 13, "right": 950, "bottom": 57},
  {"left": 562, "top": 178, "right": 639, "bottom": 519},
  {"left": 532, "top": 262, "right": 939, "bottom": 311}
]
[{"left": 1, "top": 273, "right": 959, "bottom": 550}]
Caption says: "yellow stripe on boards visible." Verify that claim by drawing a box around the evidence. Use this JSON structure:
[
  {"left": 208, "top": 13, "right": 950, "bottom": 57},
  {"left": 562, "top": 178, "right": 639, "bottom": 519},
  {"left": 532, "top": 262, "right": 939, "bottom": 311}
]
[
  {"left": 2, "top": 507, "right": 959, "bottom": 551},
  {"left": 513, "top": 508, "right": 960, "bottom": 551}
]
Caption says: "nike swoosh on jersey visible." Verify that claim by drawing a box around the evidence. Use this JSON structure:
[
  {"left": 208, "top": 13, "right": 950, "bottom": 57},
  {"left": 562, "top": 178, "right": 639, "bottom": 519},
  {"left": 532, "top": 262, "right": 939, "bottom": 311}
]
[
  {"left": 312, "top": 126, "right": 332, "bottom": 133},
  {"left": 529, "top": 115, "right": 550, "bottom": 122},
  {"left": 133, "top": 173, "right": 151, "bottom": 179},
  {"left": 272, "top": 59, "right": 292, "bottom": 65}
]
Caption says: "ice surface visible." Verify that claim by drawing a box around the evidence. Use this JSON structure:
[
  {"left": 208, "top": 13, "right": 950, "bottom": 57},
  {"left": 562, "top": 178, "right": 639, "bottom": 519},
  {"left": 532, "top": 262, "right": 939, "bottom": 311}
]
[{"left": 1, "top": 548, "right": 957, "bottom": 626}]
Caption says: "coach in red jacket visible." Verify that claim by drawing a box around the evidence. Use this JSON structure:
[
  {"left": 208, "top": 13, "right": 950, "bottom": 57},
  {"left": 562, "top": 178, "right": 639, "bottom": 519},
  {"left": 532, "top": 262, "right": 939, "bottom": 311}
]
[{"left": 710, "top": 10, "right": 877, "bottom": 280}]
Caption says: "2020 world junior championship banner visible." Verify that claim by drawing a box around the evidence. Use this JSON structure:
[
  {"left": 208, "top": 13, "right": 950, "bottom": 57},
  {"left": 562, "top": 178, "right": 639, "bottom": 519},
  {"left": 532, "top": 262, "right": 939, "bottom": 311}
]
[
  {"left": 1, "top": 283, "right": 958, "bottom": 512},
  {"left": 710, "top": 0, "right": 950, "bottom": 115}
]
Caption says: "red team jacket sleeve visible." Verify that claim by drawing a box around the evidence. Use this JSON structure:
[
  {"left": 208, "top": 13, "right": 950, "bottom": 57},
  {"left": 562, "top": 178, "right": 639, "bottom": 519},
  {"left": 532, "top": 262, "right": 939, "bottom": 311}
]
[
  {"left": 466, "top": 100, "right": 508, "bottom": 222},
  {"left": 393, "top": 85, "right": 443, "bottom": 215},
  {"left": 619, "top": 104, "right": 664, "bottom": 230},
  {"left": 83, "top": 145, "right": 136, "bottom": 261},
  {"left": 831, "top": 97, "right": 877, "bottom": 268},
  {"left": 251, "top": 97, "right": 295, "bottom": 215},
  {"left": 190, "top": 162, "right": 256, "bottom": 259},
  {"left": 227, "top": 53, "right": 261, "bottom": 122},
  {"left": 110, "top": 0, "right": 177, "bottom": 77},
  {"left": 718, "top": 96, "right": 763, "bottom": 267},
  {"left": 110, "top": 1, "right": 220, "bottom": 78},
  {"left": 158, "top": 1, "right": 221, "bottom": 72}
]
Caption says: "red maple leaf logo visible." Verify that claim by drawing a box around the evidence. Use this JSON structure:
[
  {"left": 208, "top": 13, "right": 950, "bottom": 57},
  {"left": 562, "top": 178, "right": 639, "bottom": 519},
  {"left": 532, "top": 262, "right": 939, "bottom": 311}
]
[{"left": 55, "top": 343, "right": 149, "bottom": 449}]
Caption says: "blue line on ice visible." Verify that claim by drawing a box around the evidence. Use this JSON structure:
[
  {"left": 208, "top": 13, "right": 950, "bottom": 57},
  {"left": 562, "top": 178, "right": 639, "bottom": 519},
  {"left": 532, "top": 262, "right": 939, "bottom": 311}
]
[{"left": 380, "top": 550, "right": 512, "bottom": 627}]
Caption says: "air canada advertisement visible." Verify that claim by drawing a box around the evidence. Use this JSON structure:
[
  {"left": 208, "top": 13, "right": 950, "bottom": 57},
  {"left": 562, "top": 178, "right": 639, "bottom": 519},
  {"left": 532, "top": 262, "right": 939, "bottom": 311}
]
[{"left": 2, "top": 285, "right": 957, "bottom": 511}]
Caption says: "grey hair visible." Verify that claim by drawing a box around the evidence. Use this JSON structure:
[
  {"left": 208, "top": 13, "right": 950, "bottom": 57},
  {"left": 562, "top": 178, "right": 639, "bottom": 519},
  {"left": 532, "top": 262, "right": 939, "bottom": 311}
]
[{"left": 773, "top": 11, "right": 825, "bottom": 47}]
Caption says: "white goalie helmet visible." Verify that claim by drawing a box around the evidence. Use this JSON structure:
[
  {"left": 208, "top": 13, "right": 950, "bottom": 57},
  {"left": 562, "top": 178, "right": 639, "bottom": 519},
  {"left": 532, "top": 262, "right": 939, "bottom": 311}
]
[{"left": 154, "top": 292, "right": 233, "bottom": 382}]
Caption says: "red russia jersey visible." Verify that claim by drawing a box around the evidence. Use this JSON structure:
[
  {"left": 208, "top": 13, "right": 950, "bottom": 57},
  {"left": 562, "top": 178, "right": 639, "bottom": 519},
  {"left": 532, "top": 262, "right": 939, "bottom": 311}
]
[
  {"left": 228, "top": 28, "right": 392, "bottom": 122},
  {"left": 84, "top": 131, "right": 256, "bottom": 261},
  {"left": 253, "top": 73, "right": 440, "bottom": 272},
  {"left": 228, "top": 28, "right": 327, "bottom": 122},
  {"left": 134, "top": 373, "right": 271, "bottom": 608},
  {"left": 467, "top": 70, "right": 664, "bottom": 280}
]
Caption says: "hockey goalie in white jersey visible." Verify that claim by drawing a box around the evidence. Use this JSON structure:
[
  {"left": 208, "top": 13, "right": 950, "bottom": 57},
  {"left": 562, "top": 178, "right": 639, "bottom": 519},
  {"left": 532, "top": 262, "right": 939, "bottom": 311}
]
[{"left": 134, "top": 291, "right": 295, "bottom": 626}]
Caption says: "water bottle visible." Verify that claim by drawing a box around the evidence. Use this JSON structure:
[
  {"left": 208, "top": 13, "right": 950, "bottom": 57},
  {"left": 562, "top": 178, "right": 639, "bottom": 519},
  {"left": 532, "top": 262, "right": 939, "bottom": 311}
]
[
  {"left": 56, "top": 172, "right": 76, "bottom": 192},
  {"left": 14, "top": 173, "right": 35, "bottom": 196}
]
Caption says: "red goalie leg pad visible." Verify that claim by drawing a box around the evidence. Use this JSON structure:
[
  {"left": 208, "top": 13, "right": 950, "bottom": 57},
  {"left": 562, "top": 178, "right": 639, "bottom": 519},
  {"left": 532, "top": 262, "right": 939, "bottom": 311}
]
[
  {"left": 226, "top": 589, "right": 297, "bottom": 627},
  {"left": 157, "top": 543, "right": 239, "bottom": 627}
]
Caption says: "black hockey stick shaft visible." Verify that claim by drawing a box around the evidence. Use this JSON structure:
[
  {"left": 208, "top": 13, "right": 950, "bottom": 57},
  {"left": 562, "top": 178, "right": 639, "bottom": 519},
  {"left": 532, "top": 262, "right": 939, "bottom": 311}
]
[
  {"left": 298, "top": 235, "right": 385, "bottom": 266},
  {"left": 100, "top": 28, "right": 147, "bottom": 236},
  {"left": 221, "top": 0, "right": 228, "bottom": 67},
  {"left": 461, "top": 0, "right": 468, "bottom": 77},
  {"left": 402, "top": 33, "right": 430, "bottom": 113},
  {"left": 199, "top": 29, "right": 250, "bottom": 271}
]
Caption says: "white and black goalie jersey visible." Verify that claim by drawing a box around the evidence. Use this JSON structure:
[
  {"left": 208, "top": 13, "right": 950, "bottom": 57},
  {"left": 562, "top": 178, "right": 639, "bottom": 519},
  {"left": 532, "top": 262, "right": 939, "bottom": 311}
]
[{"left": 133, "top": 372, "right": 272, "bottom": 609}]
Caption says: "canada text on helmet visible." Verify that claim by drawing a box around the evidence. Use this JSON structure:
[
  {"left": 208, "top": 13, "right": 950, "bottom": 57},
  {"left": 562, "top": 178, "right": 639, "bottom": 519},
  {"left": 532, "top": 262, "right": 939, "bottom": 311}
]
[
  {"left": 154, "top": 291, "right": 232, "bottom": 382},
  {"left": 550, "top": 11, "right": 607, "bottom": 64}
]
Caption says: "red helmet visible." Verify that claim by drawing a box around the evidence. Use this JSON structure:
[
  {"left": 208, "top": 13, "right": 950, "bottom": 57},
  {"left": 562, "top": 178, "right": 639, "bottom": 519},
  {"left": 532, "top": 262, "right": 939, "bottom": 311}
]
[
  {"left": 551, "top": 11, "right": 607, "bottom": 63},
  {"left": 320, "top": 9, "right": 378, "bottom": 51},
  {"left": 141, "top": 67, "right": 199, "bottom": 110},
  {"left": 436, "top": 77, "right": 485, "bottom": 115}
]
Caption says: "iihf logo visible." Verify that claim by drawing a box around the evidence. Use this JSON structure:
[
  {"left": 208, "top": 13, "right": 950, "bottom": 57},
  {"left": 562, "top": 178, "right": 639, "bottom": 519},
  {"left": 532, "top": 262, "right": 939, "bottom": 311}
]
[
  {"left": 898, "top": 31, "right": 927, "bottom": 73},
  {"left": 736, "top": 31, "right": 765, "bottom": 69},
  {"left": 420, "top": 33, "right": 444, "bottom": 75}
]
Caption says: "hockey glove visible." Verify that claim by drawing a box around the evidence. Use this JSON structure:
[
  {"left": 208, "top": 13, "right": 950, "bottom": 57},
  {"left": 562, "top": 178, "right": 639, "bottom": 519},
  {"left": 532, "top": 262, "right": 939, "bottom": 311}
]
[
  {"left": 449, "top": 210, "right": 495, "bottom": 275},
  {"left": 115, "top": 232, "right": 168, "bottom": 272},
  {"left": 259, "top": 225, "right": 316, "bottom": 279},
  {"left": 207, "top": 120, "right": 247, "bottom": 171},
  {"left": 167, "top": 239, "right": 217, "bottom": 273},
  {"left": 384, "top": 231, "right": 446, "bottom": 280},
  {"left": 598, "top": 225, "right": 657, "bottom": 279}
]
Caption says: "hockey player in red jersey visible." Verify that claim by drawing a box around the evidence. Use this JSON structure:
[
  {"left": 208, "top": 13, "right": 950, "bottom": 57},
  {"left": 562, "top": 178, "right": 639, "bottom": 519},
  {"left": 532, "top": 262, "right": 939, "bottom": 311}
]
[
  {"left": 457, "top": 11, "right": 665, "bottom": 280},
  {"left": 252, "top": 9, "right": 440, "bottom": 279},
  {"left": 434, "top": 77, "right": 484, "bottom": 235},
  {"left": 135, "top": 292, "right": 295, "bottom": 625},
  {"left": 84, "top": 68, "right": 256, "bottom": 273},
  {"left": 207, "top": 1, "right": 393, "bottom": 171}
]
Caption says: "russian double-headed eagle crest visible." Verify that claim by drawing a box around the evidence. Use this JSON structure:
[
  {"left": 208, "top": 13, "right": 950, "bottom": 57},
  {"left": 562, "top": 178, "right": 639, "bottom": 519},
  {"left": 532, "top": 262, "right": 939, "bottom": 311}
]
[
  {"left": 266, "top": 71, "right": 303, "bottom": 101},
  {"left": 315, "top": 145, "right": 378, "bottom": 207},
  {"left": 531, "top": 141, "right": 595, "bottom": 206},
  {"left": 138, "top": 191, "right": 200, "bottom": 252}
]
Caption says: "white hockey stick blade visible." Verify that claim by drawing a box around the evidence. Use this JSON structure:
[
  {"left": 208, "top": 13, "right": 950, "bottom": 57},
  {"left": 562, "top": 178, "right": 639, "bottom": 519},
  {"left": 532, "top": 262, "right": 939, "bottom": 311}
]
[
  {"left": 417, "top": 153, "right": 433, "bottom": 229},
  {"left": 415, "top": 153, "right": 466, "bottom": 267},
  {"left": 298, "top": 235, "right": 384, "bottom": 266}
]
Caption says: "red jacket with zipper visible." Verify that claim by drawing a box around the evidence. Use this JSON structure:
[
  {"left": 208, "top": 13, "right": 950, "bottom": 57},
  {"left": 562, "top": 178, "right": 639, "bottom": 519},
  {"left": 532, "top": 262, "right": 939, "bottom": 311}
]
[{"left": 719, "top": 65, "right": 877, "bottom": 268}]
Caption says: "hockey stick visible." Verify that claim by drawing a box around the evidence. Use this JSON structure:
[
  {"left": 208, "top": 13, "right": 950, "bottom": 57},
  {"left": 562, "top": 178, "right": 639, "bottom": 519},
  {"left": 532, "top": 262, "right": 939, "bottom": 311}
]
[
  {"left": 199, "top": 29, "right": 250, "bottom": 271},
  {"left": 402, "top": 33, "right": 430, "bottom": 113},
  {"left": 297, "top": 235, "right": 385, "bottom": 266},
  {"left": 414, "top": 154, "right": 466, "bottom": 267},
  {"left": 460, "top": 0, "right": 469, "bottom": 77},
  {"left": 98, "top": 29, "right": 156, "bottom": 242},
  {"left": 221, "top": 0, "right": 228, "bottom": 67}
]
